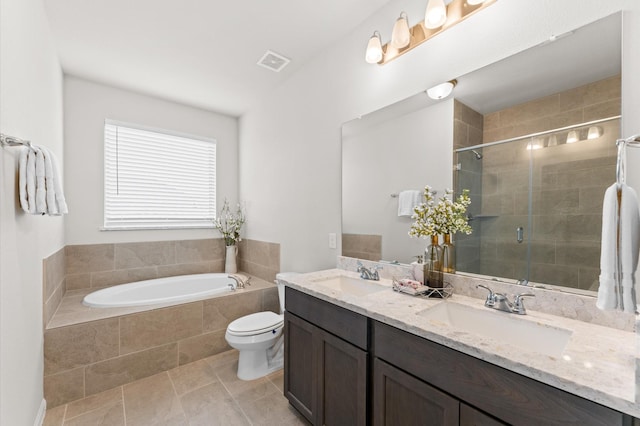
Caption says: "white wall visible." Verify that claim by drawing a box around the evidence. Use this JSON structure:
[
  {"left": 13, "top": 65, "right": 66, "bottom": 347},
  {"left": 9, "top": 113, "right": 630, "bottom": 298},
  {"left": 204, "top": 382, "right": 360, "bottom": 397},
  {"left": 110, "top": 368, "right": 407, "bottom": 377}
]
[
  {"left": 240, "top": 0, "right": 636, "bottom": 273},
  {"left": 0, "top": 0, "right": 64, "bottom": 423},
  {"left": 64, "top": 76, "right": 239, "bottom": 244},
  {"left": 342, "top": 100, "right": 454, "bottom": 263}
]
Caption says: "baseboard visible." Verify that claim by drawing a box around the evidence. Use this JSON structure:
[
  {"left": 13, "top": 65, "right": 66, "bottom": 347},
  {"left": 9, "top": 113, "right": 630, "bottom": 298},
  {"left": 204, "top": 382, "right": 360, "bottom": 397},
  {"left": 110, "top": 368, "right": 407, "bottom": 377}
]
[{"left": 34, "top": 399, "right": 46, "bottom": 426}]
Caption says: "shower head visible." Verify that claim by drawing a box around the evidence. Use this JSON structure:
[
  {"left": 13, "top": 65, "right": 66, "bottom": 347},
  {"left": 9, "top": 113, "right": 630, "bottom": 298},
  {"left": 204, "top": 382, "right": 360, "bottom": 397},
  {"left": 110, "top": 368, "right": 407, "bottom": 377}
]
[{"left": 471, "top": 150, "right": 483, "bottom": 160}]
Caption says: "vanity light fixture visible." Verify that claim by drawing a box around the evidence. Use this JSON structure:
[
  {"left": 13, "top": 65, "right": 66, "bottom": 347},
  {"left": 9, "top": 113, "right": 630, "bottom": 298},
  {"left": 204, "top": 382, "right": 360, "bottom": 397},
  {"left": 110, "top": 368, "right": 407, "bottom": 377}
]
[
  {"left": 526, "top": 138, "right": 544, "bottom": 151},
  {"left": 587, "top": 126, "right": 603, "bottom": 139},
  {"left": 391, "top": 12, "right": 411, "bottom": 49},
  {"left": 365, "top": 31, "right": 384, "bottom": 64},
  {"left": 566, "top": 130, "right": 579, "bottom": 144},
  {"left": 426, "top": 79, "right": 457, "bottom": 99},
  {"left": 365, "top": 0, "right": 496, "bottom": 65}
]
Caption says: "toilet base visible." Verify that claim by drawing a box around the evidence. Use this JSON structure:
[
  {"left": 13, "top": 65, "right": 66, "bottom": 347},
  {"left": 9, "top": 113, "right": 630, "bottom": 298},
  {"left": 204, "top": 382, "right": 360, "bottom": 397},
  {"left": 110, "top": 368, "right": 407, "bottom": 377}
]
[{"left": 237, "top": 335, "right": 284, "bottom": 381}]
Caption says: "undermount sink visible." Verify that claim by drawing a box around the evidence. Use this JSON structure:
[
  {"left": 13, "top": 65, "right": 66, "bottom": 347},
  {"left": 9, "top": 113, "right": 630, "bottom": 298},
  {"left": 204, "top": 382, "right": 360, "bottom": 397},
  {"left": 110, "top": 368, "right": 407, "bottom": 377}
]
[
  {"left": 314, "top": 276, "right": 389, "bottom": 297},
  {"left": 417, "top": 302, "right": 572, "bottom": 357}
]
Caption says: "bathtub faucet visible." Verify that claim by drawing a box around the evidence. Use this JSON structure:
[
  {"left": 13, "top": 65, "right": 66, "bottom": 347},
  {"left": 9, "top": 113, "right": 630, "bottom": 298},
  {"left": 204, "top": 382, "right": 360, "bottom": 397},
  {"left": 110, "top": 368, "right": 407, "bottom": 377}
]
[{"left": 229, "top": 274, "right": 251, "bottom": 289}]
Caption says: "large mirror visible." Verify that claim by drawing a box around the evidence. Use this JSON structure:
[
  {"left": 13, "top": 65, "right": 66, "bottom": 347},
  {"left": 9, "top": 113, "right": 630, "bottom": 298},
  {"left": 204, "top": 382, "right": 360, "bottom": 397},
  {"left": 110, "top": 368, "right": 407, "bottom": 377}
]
[{"left": 341, "top": 13, "right": 621, "bottom": 293}]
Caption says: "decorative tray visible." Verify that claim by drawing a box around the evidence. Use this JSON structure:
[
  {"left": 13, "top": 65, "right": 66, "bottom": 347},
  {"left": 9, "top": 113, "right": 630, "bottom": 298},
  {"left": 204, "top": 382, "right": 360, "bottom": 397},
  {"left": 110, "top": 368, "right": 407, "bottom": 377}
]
[{"left": 392, "top": 278, "right": 453, "bottom": 299}]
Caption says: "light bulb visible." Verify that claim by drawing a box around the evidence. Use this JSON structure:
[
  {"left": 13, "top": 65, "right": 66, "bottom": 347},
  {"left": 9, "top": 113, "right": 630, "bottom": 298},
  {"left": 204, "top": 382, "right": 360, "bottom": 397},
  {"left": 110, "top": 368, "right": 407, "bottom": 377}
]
[
  {"left": 391, "top": 12, "right": 411, "bottom": 49},
  {"left": 365, "top": 31, "right": 383, "bottom": 64},
  {"left": 566, "top": 130, "right": 579, "bottom": 144},
  {"left": 426, "top": 80, "right": 457, "bottom": 100},
  {"left": 466, "top": 0, "right": 486, "bottom": 5},
  {"left": 547, "top": 135, "right": 558, "bottom": 147},
  {"left": 425, "top": 0, "right": 447, "bottom": 29},
  {"left": 587, "top": 126, "right": 602, "bottom": 139},
  {"left": 526, "top": 138, "right": 543, "bottom": 150}
]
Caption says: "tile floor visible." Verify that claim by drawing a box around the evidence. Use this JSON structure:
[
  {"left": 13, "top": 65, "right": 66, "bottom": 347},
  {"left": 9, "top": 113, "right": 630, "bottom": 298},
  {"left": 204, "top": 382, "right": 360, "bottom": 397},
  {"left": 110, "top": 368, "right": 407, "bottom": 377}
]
[{"left": 43, "top": 350, "right": 310, "bottom": 426}]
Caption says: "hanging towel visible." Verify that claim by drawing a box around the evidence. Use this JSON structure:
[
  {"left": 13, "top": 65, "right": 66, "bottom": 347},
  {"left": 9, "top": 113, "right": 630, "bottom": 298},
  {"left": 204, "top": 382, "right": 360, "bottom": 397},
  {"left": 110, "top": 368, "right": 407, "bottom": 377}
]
[
  {"left": 596, "top": 183, "right": 639, "bottom": 313},
  {"left": 397, "top": 190, "right": 422, "bottom": 217},
  {"left": 18, "top": 145, "right": 68, "bottom": 216}
]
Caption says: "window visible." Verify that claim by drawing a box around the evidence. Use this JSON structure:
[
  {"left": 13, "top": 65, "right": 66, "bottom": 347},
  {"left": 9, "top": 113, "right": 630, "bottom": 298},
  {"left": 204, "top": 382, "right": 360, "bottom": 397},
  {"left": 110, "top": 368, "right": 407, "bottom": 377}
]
[{"left": 104, "top": 120, "right": 216, "bottom": 230}]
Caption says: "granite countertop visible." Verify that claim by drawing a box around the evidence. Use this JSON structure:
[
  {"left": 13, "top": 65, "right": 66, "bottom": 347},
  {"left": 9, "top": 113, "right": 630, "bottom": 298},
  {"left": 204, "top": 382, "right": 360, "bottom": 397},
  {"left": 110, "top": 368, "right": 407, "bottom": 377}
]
[{"left": 282, "top": 268, "right": 639, "bottom": 418}]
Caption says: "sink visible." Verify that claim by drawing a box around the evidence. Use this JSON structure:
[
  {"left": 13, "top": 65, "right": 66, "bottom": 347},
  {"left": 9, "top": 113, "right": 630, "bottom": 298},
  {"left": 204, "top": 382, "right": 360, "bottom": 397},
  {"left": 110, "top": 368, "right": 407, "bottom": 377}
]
[
  {"left": 314, "top": 276, "right": 389, "bottom": 297},
  {"left": 417, "top": 302, "right": 572, "bottom": 357}
]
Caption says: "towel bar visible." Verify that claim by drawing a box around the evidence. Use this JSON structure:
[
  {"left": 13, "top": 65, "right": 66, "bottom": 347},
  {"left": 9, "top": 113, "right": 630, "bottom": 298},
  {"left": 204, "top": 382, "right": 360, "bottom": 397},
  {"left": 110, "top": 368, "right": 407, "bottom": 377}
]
[{"left": 0, "top": 133, "right": 31, "bottom": 148}]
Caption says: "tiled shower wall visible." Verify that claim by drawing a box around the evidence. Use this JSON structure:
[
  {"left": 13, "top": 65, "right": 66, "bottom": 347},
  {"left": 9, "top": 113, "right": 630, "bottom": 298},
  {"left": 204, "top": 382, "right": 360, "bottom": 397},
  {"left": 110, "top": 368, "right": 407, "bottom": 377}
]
[
  {"left": 341, "top": 233, "right": 382, "bottom": 261},
  {"left": 43, "top": 238, "right": 281, "bottom": 327},
  {"left": 475, "top": 75, "right": 621, "bottom": 289},
  {"left": 453, "top": 100, "right": 484, "bottom": 273}
]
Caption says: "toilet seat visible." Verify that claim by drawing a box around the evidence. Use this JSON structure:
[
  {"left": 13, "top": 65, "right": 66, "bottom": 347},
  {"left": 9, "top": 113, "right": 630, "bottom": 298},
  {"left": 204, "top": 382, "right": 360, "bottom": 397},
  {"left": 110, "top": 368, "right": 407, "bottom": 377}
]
[{"left": 227, "top": 311, "right": 284, "bottom": 337}]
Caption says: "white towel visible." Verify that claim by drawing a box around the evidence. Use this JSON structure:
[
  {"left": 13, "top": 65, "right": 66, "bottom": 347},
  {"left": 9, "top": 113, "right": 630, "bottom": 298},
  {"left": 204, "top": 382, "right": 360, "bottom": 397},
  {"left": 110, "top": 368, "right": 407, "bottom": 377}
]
[
  {"left": 597, "top": 183, "right": 639, "bottom": 313},
  {"left": 397, "top": 190, "right": 422, "bottom": 217},
  {"left": 17, "top": 145, "right": 68, "bottom": 216}
]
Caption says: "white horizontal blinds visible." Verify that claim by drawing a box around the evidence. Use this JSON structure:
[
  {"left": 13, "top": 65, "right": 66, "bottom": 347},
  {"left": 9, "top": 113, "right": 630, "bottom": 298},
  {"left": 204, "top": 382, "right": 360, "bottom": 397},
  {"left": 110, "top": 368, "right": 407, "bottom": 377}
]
[{"left": 104, "top": 121, "right": 216, "bottom": 229}]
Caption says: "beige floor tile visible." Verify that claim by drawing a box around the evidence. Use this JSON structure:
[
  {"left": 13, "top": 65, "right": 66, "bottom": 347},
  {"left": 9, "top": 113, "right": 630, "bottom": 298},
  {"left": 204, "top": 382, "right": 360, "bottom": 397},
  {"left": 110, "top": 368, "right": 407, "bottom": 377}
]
[
  {"left": 167, "top": 359, "right": 219, "bottom": 396},
  {"left": 238, "top": 392, "right": 310, "bottom": 426},
  {"left": 65, "top": 387, "right": 122, "bottom": 420},
  {"left": 180, "top": 382, "right": 249, "bottom": 426},
  {"left": 267, "top": 369, "right": 284, "bottom": 393},
  {"left": 214, "top": 360, "right": 279, "bottom": 402},
  {"left": 63, "top": 401, "right": 125, "bottom": 426},
  {"left": 204, "top": 349, "right": 239, "bottom": 369},
  {"left": 123, "top": 372, "right": 187, "bottom": 426},
  {"left": 43, "top": 405, "right": 66, "bottom": 426}
]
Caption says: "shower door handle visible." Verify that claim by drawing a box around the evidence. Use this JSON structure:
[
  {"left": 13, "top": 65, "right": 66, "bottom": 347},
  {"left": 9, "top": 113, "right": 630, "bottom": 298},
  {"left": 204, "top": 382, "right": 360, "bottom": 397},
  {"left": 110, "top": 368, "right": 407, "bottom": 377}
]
[{"left": 516, "top": 227, "right": 524, "bottom": 243}]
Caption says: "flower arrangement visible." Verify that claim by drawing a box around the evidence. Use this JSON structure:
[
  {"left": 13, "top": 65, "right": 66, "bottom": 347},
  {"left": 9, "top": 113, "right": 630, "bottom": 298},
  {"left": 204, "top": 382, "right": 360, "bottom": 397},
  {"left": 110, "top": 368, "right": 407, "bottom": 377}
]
[
  {"left": 409, "top": 185, "right": 472, "bottom": 238},
  {"left": 213, "top": 199, "right": 245, "bottom": 246}
]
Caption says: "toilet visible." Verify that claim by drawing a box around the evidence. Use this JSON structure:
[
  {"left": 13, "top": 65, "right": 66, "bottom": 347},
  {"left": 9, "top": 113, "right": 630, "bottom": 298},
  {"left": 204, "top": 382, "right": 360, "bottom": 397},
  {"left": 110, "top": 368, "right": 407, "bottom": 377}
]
[{"left": 225, "top": 272, "right": 298, "bottom": 380}]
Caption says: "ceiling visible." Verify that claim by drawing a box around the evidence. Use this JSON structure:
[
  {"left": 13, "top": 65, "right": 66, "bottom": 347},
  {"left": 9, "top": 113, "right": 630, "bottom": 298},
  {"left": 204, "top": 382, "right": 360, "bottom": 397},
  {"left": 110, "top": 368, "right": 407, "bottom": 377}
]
[{"left": 43, "top": 0, "right": 390, "bottom": 117}]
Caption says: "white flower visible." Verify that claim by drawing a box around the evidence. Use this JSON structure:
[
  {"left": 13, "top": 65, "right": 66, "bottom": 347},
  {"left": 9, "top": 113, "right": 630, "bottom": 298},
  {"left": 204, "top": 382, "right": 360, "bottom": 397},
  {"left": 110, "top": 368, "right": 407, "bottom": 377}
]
[{"left": 409, "top": 186, "right": 472, "bottom": 238}]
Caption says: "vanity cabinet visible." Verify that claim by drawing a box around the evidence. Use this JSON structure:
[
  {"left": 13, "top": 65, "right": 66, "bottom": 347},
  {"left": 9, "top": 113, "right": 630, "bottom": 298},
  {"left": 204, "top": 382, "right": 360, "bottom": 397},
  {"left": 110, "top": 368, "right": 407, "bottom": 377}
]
[
  {"left": 373, "top": 320, "right": 630, "bottom": 426},
  {"left": 284, "top": 288, "right": 368, "bottom": 425}
]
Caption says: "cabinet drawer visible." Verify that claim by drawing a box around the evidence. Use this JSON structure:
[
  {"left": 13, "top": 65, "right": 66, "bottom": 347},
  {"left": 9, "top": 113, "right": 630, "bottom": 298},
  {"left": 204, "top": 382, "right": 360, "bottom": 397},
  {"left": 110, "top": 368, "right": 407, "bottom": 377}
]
[
  {"left": 373, "top": 321, "right": 627, "bottom": 426},
  {"left": 285, "top": 287, "right": 368, "bottom": 350}
]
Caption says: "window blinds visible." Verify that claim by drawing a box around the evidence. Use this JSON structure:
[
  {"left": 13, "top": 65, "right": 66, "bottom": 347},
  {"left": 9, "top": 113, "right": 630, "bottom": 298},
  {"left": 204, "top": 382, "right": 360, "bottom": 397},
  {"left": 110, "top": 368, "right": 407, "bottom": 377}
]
[{"left": 104, "top": 121, "right": 216, "bottom": 229}]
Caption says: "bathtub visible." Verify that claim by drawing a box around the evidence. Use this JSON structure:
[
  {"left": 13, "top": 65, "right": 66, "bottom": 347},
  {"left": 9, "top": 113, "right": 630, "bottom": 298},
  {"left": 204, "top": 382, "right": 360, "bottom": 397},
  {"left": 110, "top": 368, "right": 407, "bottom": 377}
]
[{"left": 82, "top": 273, "right": 236, "bottom": 308}]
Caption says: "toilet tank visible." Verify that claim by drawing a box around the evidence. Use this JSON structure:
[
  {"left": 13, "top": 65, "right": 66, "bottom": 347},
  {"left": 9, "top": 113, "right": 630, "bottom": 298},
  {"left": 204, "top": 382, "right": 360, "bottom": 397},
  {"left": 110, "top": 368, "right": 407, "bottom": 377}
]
[{"left": 275, "top": 272, "right": 299, "bottom": 314}]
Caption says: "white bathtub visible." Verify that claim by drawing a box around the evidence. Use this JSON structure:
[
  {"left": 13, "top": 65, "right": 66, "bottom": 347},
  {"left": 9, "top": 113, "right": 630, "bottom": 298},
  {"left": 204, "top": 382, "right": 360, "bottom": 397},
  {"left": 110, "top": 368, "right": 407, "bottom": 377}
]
[{"left": 82, "top": 273, "right": 236, "bottom": 308}]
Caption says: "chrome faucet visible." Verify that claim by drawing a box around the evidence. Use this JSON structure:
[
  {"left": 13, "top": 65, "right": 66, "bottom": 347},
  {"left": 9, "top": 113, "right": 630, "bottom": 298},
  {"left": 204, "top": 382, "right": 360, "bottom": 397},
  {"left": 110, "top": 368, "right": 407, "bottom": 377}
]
[
  {"left": 476, "top": 285, "right": 535, "bottom": 315},
  {"left": 228, "top": 274, "right": 251, "bottom": 289},
  {"left": 357, "top": 262, "right": 382, "bottom": 280}
]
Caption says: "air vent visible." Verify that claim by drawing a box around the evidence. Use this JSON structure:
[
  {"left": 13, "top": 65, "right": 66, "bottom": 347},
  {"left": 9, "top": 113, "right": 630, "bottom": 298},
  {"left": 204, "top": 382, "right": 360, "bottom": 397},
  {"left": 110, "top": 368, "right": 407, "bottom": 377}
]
[{"left": 257, "top": 50, "right": 291, "bottom": 72}]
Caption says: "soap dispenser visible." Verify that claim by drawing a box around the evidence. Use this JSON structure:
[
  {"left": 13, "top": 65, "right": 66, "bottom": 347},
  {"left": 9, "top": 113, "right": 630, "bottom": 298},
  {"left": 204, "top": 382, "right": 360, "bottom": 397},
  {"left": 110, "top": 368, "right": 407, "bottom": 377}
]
[{"left": 411, "top": 255, "right": 424, "bottom": 283}]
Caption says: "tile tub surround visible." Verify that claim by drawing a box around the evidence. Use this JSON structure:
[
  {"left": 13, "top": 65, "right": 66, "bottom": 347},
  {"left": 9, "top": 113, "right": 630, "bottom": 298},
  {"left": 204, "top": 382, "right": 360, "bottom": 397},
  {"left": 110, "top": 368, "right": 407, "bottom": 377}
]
[
  {"left": 238, "top": 239, "right": 281, "bottom": 283},
  {"left": 43, "top": 350, "right": 309, "bottom": 426},
  {"left": 283, "top": 267, "right": 639, "bottom": 418},
  {"left": 44, "top": 276, "right": 280, "bottom": 408},
  {"left": 44, "top": 247, "right": 66, "bottom": 327}
]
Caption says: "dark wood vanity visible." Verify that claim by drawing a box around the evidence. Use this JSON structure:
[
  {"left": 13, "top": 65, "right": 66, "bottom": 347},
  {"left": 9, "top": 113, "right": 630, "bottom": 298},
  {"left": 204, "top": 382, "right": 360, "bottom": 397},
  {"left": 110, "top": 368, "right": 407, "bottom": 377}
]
[{"left": 284, "top": 287, "right": 634, "bottom": 426}]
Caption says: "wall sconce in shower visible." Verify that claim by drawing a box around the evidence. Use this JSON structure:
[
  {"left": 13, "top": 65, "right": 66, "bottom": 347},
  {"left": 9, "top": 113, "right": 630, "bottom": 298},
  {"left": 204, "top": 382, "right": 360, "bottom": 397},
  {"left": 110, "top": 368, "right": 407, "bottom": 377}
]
[
  {"left": 526, "top": 137, "right": 544, "bottom": 150},
  {"left": 365, "top": 0, "right": 496, "bottom": 65}
]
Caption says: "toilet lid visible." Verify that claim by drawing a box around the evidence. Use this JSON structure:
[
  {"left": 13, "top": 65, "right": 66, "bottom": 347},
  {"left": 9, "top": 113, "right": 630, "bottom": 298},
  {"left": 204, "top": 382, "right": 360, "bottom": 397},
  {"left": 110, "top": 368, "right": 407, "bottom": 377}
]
[{"left": 227, "top": 311, "right": 284, "bottom": 335}]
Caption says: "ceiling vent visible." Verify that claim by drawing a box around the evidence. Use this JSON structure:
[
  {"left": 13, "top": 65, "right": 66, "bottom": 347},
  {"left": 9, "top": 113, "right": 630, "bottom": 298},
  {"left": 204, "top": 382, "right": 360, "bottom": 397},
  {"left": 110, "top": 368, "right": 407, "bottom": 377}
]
[{"left": 257, "top": 50, "right": 291, "bottom": 72}]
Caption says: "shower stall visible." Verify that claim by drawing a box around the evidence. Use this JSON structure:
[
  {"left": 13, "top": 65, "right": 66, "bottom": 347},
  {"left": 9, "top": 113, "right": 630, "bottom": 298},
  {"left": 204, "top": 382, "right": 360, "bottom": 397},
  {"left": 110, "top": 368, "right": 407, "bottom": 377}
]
[{"left": 455, "top": 117, "right": 620, "bottom": 291}]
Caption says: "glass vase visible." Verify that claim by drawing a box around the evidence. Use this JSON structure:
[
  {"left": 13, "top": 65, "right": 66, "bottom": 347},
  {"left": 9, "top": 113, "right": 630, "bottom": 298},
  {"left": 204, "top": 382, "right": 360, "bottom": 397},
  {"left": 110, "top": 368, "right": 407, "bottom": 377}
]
[
  {"left": 424, "top": 235, "right": 444, "bottom": 289},
  {"left": 441, "top": 234, "right": 455, "bottom": 273}
]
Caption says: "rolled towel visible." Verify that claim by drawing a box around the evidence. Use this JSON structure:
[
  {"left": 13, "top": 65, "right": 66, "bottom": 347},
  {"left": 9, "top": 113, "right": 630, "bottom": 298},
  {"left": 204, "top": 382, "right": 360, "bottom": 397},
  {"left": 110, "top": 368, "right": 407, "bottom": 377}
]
[
  {"left": 25, "top": 148, "right": 37, "bottom": 214},
  {"left": 35, "top": 147, "right": 47, "bottom": 214},
  {"left": 48, "top": 148, "right": 68, "bottom": 215},
  {"left": 19, "top": 147, "right": 30, "bottom": 212}
]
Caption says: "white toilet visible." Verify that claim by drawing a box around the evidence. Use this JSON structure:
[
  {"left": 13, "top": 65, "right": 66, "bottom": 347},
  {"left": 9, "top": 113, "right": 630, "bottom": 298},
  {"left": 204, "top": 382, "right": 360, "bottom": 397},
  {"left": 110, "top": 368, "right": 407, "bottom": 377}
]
[{"left": 225, "top": 272, "right": 298, "bottom": 381}]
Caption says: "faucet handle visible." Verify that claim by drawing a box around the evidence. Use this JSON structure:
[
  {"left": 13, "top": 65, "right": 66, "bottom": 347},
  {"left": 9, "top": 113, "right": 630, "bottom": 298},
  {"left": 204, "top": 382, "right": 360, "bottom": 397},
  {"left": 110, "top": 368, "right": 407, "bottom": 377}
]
[
  {"left": 476, "top": 284, "right": 495, "bottom": 307},
  {"left": 513, "top": 293, "right": 535, "bottom": 315}
]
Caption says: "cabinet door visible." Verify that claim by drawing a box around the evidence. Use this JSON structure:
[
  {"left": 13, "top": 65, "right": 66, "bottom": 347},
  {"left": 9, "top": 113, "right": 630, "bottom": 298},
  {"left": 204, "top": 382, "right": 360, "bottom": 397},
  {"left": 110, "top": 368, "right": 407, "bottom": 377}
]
[
  {"left": 373, "top": 358, "right": 459, "bottom": 426},
  {"left": 460, "top": 404, "right": 507, "bottom": 426},
  {"left": 284, "top": 312, "right": 315, "bottom": 423},
  {"left": 317, "top": 328, "right": 368, "bottom": 426}
]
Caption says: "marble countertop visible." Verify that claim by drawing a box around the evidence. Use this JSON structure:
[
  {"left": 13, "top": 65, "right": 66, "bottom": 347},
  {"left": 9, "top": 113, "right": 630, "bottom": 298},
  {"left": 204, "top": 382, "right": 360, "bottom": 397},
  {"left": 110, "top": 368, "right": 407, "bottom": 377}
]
[{"left": 282, "top": 269, "right": 639, "bottom": 418}]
